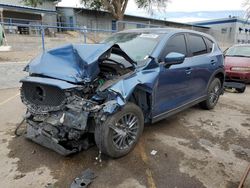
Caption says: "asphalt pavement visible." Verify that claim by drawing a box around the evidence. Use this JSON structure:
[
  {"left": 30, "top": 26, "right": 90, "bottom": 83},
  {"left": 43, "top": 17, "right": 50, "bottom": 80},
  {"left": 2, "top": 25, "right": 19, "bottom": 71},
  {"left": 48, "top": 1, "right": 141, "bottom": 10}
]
[{"left": 0, "top": 61, "right": 28, "bottom": 89}]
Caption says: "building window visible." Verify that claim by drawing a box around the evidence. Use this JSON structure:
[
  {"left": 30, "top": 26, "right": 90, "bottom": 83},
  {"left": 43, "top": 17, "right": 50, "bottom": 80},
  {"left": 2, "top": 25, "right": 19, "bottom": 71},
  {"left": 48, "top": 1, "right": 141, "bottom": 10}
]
[
  {"left": 112, "top": 20, "right": 116, "bottom": 31},
  {"left": 239, "top": 27, "right": 243, "bottom": 33},
  {"left": 221, "top": 28, "right": 227, "bottom": 34}
]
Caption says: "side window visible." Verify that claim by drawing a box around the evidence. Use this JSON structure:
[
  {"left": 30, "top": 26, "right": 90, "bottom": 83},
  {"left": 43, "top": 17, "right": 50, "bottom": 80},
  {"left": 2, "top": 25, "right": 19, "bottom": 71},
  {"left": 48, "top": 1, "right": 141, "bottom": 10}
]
[
  {"left": 188, "top": 34, "right": 207, "bottom": 56},
  {"left": 164, "top": 34, "right": 187, "bottom": 57},
  {"left": 204, "top": 37, "right": 214, "bottom": 53}
]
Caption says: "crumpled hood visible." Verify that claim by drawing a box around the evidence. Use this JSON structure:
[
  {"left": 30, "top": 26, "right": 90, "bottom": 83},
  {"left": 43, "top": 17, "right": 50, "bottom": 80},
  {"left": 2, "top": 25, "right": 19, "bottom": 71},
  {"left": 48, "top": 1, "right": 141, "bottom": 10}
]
[{"left": 25, "top": 43, "right": 120, "bottom": 83}]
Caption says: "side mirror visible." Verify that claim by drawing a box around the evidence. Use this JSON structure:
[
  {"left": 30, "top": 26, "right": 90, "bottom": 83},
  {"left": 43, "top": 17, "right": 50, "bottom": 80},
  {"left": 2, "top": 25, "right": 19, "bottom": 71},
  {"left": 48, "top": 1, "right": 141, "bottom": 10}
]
[{"left": 164, "top": 52, "right": 185, "bottom": 66}]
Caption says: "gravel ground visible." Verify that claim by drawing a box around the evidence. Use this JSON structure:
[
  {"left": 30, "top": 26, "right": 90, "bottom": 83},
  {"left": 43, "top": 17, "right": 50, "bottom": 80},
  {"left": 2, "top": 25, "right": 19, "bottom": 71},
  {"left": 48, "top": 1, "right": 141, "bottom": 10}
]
[{"left": 0, "top": 62, "right": 249, "bottom": 188}]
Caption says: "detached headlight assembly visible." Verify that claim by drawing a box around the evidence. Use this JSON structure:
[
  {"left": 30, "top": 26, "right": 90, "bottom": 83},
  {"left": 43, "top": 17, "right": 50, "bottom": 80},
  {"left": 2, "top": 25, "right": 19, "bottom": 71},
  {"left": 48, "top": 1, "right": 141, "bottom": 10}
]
[{"left": 231, "top": 67, "right": 250, "bottom": 72}]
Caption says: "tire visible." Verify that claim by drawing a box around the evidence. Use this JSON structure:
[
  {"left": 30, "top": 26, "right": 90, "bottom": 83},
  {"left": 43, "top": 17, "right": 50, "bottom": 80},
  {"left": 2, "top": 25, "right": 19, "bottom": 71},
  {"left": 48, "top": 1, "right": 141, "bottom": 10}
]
[
  {"left": 200, "top": 78, "right": 222, "bottom": 110},
  {"left": 94, "top": 102, "right": 144, "bottom": 158}
]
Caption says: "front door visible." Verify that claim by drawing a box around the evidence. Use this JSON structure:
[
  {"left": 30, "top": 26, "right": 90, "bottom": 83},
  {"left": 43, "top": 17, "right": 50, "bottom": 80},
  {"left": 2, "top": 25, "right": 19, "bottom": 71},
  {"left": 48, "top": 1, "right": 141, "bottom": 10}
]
[{"left": 153, "top": 34, "right": 194, "bottom": 116}]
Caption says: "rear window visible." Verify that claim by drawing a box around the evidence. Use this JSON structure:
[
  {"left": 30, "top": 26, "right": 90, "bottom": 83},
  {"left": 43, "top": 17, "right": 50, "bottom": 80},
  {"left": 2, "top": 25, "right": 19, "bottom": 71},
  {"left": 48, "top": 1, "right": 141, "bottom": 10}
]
[
  {"left": 204, "top": 37, "right": 214, "bottom": 53},
  {"left": 189, "top": 34, "right": 207, "bottom": 56}
]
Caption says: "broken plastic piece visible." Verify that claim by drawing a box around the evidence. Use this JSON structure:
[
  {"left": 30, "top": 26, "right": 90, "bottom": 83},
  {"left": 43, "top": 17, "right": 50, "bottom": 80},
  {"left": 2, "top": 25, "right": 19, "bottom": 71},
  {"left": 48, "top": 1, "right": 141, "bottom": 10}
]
[
  {"left": 150, "top": 150, "right": 157, "bottom": 155},
  {"left": 70, "top": 169, "right": 96, "bottom": 188}
]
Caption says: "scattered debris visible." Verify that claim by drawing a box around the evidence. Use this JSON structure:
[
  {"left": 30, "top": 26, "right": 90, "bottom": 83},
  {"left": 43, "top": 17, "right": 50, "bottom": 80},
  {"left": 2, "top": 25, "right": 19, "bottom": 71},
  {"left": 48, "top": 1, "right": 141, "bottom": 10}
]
[
  {"left": 95, "top": 150, "right": 102, "bottom": 164},
  {"left": 14, "top": 118, "right": 26, "bottom": 137},
  {"left": 70, "top": 169, "right": 96, "bottom": 188},
  {"left": 150, "top": 150, "right": 157, "bottom": 156},
  {"left": 45, "top": 183, "right": 53, "bottom": 188},
  {"left": 14, "top": 173, "right": 26, "bottom": 180},
  {"left": 38, "top": 170, "right": 43, "bottom": 175}
]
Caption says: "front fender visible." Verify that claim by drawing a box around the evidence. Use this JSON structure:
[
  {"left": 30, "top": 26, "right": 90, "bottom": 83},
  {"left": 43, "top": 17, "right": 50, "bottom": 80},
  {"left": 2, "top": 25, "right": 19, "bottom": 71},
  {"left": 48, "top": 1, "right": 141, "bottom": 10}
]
[{"left": 108, "top": 67, "right": 160, "bottom": 105}]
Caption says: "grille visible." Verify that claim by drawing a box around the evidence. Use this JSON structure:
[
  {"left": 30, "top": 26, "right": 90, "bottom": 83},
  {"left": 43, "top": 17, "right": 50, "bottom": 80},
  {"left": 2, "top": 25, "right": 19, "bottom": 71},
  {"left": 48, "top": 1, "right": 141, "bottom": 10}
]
[{"left": 21, "top": 82, "right": 66, "bottom": 107}]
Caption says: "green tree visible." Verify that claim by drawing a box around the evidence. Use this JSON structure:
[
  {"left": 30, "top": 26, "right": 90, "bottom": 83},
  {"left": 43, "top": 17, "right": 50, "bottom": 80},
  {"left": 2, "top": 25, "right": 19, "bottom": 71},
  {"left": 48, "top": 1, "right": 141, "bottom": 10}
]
[
  {"left": 81, "top": 0, "right": 169, "bottom": 20},
  {"left": 22, "top": 0, "right": 56, "bottom": 7}
]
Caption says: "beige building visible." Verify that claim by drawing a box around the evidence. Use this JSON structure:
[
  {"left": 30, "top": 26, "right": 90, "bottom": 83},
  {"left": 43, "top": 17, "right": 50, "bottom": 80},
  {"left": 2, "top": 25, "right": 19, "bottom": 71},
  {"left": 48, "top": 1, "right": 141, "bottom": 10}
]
[
  {"left": 56, "top": 6, "right": 209, "bottom": 32},
  {"left": 193, "top": 17, "right": 250, "bottom": 48},
  {"left": 0, "top": 0, "right": 57, "bottom": 30}
]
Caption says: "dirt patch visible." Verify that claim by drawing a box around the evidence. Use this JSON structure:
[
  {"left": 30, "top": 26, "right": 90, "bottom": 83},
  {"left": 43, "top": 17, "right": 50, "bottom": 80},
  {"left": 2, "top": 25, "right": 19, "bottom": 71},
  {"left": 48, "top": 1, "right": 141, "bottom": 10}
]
[
  {"left": 178, "top": 140, "right": 209, "bottom": 153},
  {"left": 241, "top": 123, "right": 250, "bottom": 127},
  {"left": 230, "top": 144, "right": 250, "bottom": 162}
]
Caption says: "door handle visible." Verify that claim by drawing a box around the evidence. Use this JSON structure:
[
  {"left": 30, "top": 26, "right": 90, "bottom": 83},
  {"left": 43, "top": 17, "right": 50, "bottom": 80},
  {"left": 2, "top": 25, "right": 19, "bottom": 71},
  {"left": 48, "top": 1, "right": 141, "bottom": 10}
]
[
  {"left": 211, "top": 60, "right": 216, "bottom": 65},
  {"left": 185, "top": 67, "right": 192, "bottom": 74}
]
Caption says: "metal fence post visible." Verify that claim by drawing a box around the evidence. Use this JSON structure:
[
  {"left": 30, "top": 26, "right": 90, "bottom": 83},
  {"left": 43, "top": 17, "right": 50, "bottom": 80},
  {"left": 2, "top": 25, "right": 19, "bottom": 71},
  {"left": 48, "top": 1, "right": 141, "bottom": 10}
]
[
  {"left": 116, "top": 21, "right": 119, "bottom": 32},
  {"left": 83, "top": 29, "right": 87, "bottom": 43},
  {"left": 41, "top": 26, "right": 45, "bottom": 52}
]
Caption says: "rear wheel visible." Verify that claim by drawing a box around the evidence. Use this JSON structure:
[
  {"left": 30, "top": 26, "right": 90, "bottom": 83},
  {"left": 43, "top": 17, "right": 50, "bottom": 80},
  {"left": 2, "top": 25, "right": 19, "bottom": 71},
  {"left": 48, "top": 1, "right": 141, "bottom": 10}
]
[
  {"left": 94, "top": 103, "right": 144, "bottom": 158},
  {"left": 200, "top": 78, "right": 221, "bottom": 110}
]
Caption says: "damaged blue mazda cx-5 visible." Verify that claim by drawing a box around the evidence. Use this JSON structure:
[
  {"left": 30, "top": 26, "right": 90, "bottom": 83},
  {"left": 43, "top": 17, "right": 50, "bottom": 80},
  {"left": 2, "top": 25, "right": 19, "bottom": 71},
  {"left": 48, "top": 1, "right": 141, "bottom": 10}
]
[{"left": 20, "top": 28, "right": 225, "bottom": 158}]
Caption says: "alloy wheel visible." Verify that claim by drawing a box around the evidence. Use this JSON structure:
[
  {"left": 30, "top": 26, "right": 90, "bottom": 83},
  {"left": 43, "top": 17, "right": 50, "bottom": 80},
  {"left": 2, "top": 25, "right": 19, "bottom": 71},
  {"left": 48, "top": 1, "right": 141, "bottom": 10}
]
[{"left": 109, "top": 113, "right": 139, "bottom": 150}]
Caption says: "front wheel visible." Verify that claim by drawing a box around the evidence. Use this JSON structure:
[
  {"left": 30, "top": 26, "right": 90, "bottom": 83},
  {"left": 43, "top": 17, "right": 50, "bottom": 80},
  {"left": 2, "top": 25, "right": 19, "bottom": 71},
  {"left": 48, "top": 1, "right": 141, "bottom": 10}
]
[
  {"left": 200, "top": 78, "right": 222, "bottom": 110},
  {"left": 94, "top": 103, "right": 144, "bottom": 158}
]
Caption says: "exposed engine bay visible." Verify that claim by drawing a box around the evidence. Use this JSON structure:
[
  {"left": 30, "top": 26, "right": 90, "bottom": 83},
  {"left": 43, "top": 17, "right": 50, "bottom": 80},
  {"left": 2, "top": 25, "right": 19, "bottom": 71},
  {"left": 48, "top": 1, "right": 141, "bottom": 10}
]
[{"left": 20, "top": 45, "right": 135, "bottom": 155}]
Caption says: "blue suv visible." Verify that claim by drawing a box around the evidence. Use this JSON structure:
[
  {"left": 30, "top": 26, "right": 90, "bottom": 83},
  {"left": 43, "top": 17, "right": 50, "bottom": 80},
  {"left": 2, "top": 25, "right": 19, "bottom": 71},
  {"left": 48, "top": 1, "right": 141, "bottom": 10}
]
[{"left": 20, "top": 28, "right": 225, "bottom": 158}]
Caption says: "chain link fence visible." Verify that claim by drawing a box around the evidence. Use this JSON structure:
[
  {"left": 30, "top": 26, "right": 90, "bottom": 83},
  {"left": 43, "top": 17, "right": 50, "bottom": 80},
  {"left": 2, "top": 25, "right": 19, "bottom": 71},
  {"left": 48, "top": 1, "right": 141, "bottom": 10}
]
[
  {"left": 0, "top": 18, "right": 115, "bottom": 62},
  {"left": 1, "top": 18, "right": 243, "bottom": 62},
  {"left": 116, "top": 20, "right": 239, "bottom": 50}
]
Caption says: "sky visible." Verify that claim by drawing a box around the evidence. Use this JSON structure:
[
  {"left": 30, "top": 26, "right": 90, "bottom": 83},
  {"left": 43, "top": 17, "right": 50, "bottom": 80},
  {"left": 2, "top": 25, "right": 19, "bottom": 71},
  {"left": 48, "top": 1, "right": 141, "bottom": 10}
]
[{"left": 58, "top": 0, "right": 247, "bottom": 23}]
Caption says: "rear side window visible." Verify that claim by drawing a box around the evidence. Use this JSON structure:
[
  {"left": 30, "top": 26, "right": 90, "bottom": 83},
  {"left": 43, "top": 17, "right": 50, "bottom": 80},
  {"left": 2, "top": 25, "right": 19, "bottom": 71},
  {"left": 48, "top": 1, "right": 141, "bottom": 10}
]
[
  {"left": 164, "top": 34, "right": 187, "bottom": 56},
  {"left": 204, "top": 37, "right": 214, "bottom": 53},
  {"left": 188, "top": 34, "right": 207, "bottom": 56}
]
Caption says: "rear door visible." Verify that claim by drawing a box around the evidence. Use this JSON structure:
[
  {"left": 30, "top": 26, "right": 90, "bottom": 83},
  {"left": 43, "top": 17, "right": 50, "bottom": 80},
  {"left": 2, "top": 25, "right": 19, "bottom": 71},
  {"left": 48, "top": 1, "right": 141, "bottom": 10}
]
[{"left": 185, "top": 33, "right": 216, "bottom": 99}]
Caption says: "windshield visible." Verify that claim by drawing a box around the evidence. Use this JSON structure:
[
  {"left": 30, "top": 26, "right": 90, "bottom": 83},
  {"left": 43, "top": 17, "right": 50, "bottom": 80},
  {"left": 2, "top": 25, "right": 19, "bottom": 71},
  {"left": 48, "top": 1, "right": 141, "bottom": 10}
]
[
  {"left": 103, "top": 32, "right": 163, "bottom": 63},
  {"left": 225, "top": 46, "right": 250, "bottom": 57}
]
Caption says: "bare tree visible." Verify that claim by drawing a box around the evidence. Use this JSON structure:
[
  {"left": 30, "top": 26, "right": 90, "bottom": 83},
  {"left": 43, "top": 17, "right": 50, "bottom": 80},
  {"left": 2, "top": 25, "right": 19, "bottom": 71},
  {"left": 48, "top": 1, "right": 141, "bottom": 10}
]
[
  {"left": 243, "top": 0, "right": 250, "bottom": 19},
  {"left": 22, "top": 0, "right": 57, "bottom": 7}
]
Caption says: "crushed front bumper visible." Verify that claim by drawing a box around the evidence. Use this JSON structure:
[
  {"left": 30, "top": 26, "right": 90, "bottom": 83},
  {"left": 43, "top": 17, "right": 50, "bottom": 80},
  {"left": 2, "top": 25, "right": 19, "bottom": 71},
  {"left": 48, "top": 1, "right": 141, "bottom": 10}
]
[{"left": 26, "top": 124, "right": 78, "bottom": 155}]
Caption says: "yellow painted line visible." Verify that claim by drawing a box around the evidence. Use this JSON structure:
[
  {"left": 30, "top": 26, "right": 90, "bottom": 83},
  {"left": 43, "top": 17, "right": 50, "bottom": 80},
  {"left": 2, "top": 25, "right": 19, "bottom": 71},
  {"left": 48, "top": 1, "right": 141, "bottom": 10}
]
[
  {"left": 138, "top": 141, "right": 157, "bottom": 188},
  {"left": 0, "top": 93, "right": 20, "bottom": 106},
  {"left": 138, "top": 142, "right": 148, "bottom": 163},
  {"left": 146, "top": 169, "right": 157, "bottom": 188}
]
